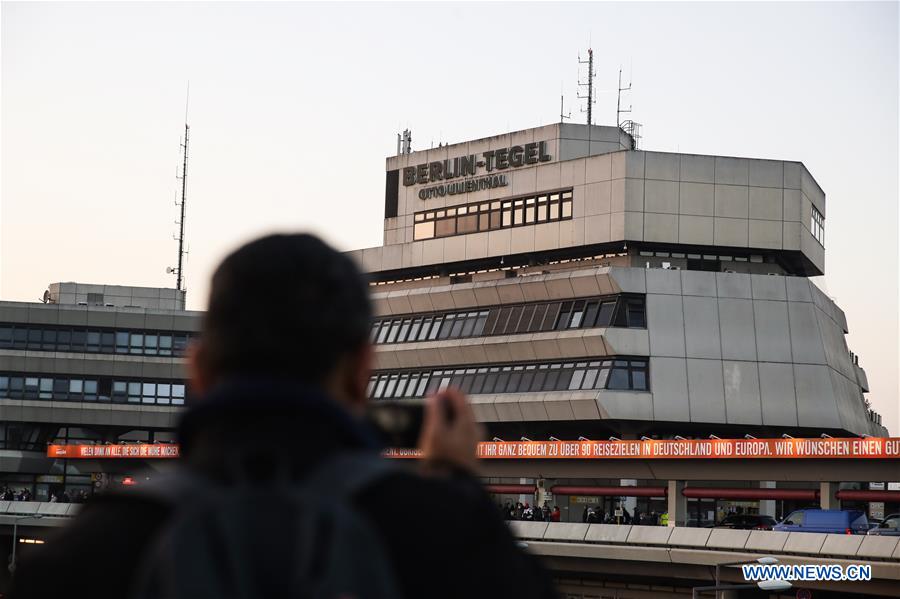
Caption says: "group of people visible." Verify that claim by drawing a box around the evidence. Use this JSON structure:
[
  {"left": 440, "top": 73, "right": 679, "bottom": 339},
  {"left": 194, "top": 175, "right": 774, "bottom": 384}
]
[
  {"left": 1, "top": 486, "right": 90, "bottom": 503},
  {"left": 501, "top": 501, "right": 561, "bottom": 522},
  {"left": 49, "top": 489, "right": 90, "bottom": 503},
  {"left": 1, "top": 487, "right": 32, "bottom": 501},
  {"left": 582, "top": 505, "right": 666, "bottom": 526}
]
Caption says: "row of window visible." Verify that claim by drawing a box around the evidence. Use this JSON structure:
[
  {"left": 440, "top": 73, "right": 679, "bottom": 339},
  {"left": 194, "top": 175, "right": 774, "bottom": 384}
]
[
  {"left": 0, "top": 325, "right": 194, "bottom": 357},
  {"left": 0, "top": 374, "right": 186, "bottom": 405},
  {"left": 371, "top": 295, "right": 646, "bottom": 345},
  {"left": 413, "top": 189, "right": 574, "bottom": 240},
  {"left": 811, "top": 206, "right": 825, "bottom": 246},
  {"left": 368, "top": 358, "right": 649, "bottom": 400}
]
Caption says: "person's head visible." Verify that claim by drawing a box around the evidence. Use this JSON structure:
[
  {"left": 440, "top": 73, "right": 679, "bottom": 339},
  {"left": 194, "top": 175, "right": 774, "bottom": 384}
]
[{"left": 189, "top": 233, "right": 374, "bottom": 415}]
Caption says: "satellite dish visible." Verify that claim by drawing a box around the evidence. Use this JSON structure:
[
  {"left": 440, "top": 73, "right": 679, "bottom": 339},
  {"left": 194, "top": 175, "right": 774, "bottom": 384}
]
[
  {"left": 42, "top": 290, "right": 50, "bottom": 304},
  {"left": 166, "top": 267, "right": 175, "bottom": 274}
]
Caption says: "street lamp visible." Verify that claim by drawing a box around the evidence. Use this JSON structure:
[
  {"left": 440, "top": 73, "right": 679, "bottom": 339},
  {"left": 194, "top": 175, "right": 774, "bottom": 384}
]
[
  {"left": 8, "top": 514, "right": 44, "bottom": 574},
  {"left": 692, "top": 580, "right": 791, "bottom": 598},
  {"left": 715, "top": 556, "right": 779, "bottom": 586}
]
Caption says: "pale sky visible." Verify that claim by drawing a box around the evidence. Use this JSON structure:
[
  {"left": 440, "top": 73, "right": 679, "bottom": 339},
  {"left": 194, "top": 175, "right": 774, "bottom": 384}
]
[{"left": 1, "top": 2, "right": 897, "bottom": 432}]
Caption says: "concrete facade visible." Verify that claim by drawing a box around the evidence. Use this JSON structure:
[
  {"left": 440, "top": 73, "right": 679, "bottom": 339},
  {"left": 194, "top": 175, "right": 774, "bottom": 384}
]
[{"left": 357, "top": 122, "right": 885, "bottom": 438}]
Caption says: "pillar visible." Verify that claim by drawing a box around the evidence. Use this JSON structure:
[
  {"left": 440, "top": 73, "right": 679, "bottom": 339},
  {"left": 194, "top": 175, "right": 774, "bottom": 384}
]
[
  {"left": 759, "top": 481, "right": 776, "bottom": 517},
  {"left": 620, "top": 479, "right": 638, "bottom": 518},
  {"left": 820, "top": 481, "right": 839, "bottom": 510},
  {"left": 667, "top": 480, "right": 686, "bottom": 527}
]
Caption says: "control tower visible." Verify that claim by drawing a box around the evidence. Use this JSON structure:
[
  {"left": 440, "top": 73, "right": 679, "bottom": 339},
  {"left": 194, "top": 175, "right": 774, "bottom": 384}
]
[{"left": 347, "top": 122, "right": 886, "bottom": 439}]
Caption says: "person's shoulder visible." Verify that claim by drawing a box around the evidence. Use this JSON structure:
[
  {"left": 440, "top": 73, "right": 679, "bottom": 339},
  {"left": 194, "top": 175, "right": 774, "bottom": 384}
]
[
  {"left": 363, "top": 466, "right": 490, "bottom": 508},
  {"left": 9, "top": 493, "right": 172, "bottom": 598}
]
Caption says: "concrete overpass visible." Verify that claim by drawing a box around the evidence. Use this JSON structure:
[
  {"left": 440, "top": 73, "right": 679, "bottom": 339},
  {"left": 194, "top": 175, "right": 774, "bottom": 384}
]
[{"left": 510, "top": 521, "right": 900, "bottom": 598}]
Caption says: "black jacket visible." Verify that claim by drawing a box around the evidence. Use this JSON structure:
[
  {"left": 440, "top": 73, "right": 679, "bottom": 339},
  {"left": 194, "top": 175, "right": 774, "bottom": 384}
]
[{"left": 10, "top": 381, "right": 557, "bottom": 599}]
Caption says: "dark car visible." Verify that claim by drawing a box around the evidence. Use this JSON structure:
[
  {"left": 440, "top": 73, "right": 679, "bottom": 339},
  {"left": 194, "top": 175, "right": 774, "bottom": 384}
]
[
  {"left": 707, "top": 514, "right": 777, "bottom": 530},
  {"left": 867, "top": 513, "right": 900, "bottom": 536}
]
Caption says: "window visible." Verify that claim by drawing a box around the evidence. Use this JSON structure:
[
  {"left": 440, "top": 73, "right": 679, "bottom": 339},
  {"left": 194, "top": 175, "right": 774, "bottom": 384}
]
[
  {"left": 368, "top": 357, "right": 649, "bottom": 399},
  {"left": 413, "top": 188, "right": 575, "bottom": 240},
  {"left": 369, "top": 294, "right": 647, "bottom": 344},
  {"left": 811, "top": 206, "right": 825, "bottom": 246}
]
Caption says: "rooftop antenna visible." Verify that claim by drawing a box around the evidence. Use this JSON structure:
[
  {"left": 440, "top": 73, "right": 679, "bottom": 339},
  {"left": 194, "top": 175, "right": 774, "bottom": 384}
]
[
  {"left": 577, "top": 48, "right": 597, "bottom": 126},
  {"left": 397, "top": 129, "right": 412, "bottom": 155},
  {"left": 616, "top": 67, "right": 632, "bottom": 126},
  {"left": 169, "top": 83, "right": 190, "bottom": 293},
  {"left": 559, "top": 79, "right": 572, "bottom": 124},
  {"left": 616, "top": 67, "right": 642, "bottom": 149}
]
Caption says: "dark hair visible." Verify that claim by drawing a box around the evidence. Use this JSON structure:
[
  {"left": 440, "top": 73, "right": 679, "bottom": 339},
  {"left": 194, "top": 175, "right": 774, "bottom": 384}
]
[{"left": 200, "top": 233, "right": 372, "bottom": 385}]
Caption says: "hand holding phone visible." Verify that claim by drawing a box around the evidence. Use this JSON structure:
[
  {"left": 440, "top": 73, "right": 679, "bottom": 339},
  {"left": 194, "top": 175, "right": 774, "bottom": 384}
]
[{"left": 417, "top": 388, "right": 483, "bottom": 474}]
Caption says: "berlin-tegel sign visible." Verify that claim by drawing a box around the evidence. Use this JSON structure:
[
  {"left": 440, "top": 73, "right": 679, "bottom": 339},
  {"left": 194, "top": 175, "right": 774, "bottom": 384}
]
[{"left": 383, "top": 437, "right": 900, "bottom": 459}]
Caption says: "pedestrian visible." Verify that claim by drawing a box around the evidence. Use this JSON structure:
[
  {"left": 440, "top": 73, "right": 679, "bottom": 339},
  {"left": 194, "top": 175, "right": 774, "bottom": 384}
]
[
  {"left": 551, "top": 506, "right": 561, "bottom": 522},
  {"left": 9, "top": 233, "right": 557, "bottom": 599}
]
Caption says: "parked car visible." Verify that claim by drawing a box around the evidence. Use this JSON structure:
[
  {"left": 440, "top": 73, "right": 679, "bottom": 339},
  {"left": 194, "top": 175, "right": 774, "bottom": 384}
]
[
  {"left": 867, "top": 514, "right": 900, "bottom": 536},
  {"left": 773, "top": 509, "right": 869, "bottom": 534},
  {"left": 707, "top": 514, "right": 777, "bottom": 530}
]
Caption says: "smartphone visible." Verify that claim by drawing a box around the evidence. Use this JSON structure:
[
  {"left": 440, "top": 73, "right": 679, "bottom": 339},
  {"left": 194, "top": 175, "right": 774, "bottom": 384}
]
[{"left": 366, "top": 400, "right": 425, "bottom": 448}]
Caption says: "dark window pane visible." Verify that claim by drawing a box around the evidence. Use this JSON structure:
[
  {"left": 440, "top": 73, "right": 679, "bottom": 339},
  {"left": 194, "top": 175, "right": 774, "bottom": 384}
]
[
  {"left": 0, "top": 327, "right": 11, "bottom": 349},
  {"left": 627, "top": 299, "right": 646, "bottom": 328},
  {"left": 608, "top": 368, "right": 630, "bottom": 390},
  {"left": 57, "top": 330, "right": 71, "bottom": 350},
  {"left": 613, "top": 299, "right": 629, "bottom": 327},
  {"left": 555, "top": 302, "right": 573, "bottom": 330},
  {"left": 494, "top": 307, "right": 513, "bottom": 335},
  {"left": 532, "top": 367, "right": 548, "bottom": 391},
  {"left": 473, "top": 311, "right": 489, "bottom": 336},
  {"left": 115, "top": 332, "right": 129, "bottom": 353},
  {"left": 482, "top": 309, "right": 500, "bottom": 336},
  {"left": 494, "top": 368, "right": 512, "bottom": 393},
  {"left": 12, "top": 329, "right": 27, "bottom": 349},
  {"left": 541, "top": 303, "right": 561, "bottom": 331},
  {"left": 459, "top": 370, "right": 476, "bottom": 394},
  {"left": 457, "top": 214, "right": 478, "bottom": 234},
  {"left": 481, "top": 369, "right": 500, "bottom": 394},
  {"left": 516, "top": 305, "right": 536, "bottom": 334},
  {"left": 450, "top": 314, "right": 466, "bottom": 338},
  {"left": 556, "top": 366, "right": 574, "bottom": 390},
  {"left": 370, "top": 322, "right": 383, "bottom": 343},
  {"left": 507, "top": 367, "right": 524, "bottom": 392},
  {"left": 27, "top": 328, "right": 42, "bottom": 349},
  {"left": 470, "top": 369, "right": 488, "bottom": 395},
  {"left": 597, "top": 301, "right": 616, "bottom": 326},
  {"left": 504, "top": 306, "right": 524, "bottom": 335},
  {"left": 438, "top": 315, "right": 455, "bottom": 339},
  {"left": 520, "top": 366, "right": 536, "bottom": 392},
  {"left": 435, "top": 219, "right": 455, "bottom": 237},
  {"left": 543, "top": 367, "right": 561, "bottom": 391},
  {"left": 42, "top": 329, "right": 57, "bottom": 350},
  {"left": 460, "top": 313, "right": 477, "bottom": 338},
  {"left": 582, "top": 301, "right": 600, "bottom": 328},
  {"left": 528, "top": 304, "right": 548, "bottom": 332}
]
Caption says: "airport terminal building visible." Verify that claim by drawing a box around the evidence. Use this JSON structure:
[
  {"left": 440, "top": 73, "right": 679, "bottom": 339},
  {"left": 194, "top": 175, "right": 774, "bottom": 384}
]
[
  {"left": 0, "top": 122, "right": 889, "bottom": 516},
  {"left": 352, "top": 122, "right": 886, "bottom": 441}
]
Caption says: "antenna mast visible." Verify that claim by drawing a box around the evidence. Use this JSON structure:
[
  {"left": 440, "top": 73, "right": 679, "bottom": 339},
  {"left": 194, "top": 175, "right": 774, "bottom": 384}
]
[
  {"left": 577, "top": 48, "right": 597, "bottom": 126},
  {"left": 170, "top": 84, "right": 190, "bottom": 292},
  {"left": 616, "top": 67, "right": 632, "bottom": 126},
  {"left": 559, "top": 95, "right": 572, "bottom": 123}
]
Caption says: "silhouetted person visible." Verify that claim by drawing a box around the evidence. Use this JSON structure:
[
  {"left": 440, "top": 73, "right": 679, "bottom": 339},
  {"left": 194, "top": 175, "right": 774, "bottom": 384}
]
[{"left": 10, "top": 234, "right": 557, "bottom": 599}]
